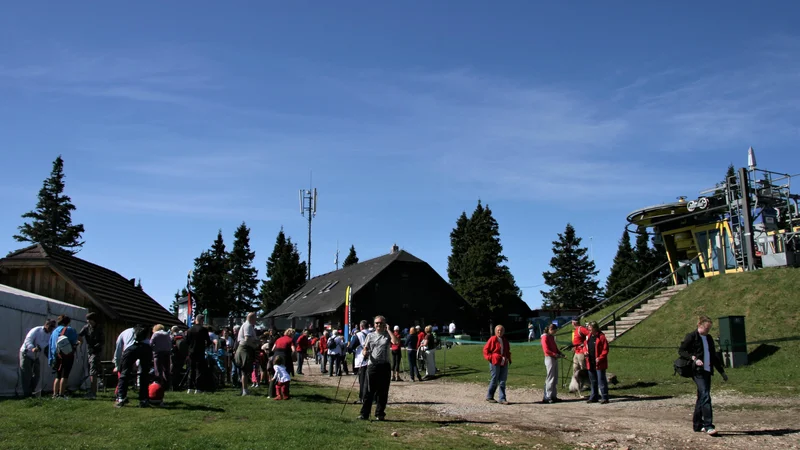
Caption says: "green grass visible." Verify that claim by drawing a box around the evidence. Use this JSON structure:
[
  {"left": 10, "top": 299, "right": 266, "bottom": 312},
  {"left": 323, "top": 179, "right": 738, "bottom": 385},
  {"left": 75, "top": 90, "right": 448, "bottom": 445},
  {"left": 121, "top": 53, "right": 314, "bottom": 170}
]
[
  {"left": 0, "top": 381, "right": 557, "bottom": 449},
  {"left": 437, "top": 267, "right": 800, "bottom": 398}
]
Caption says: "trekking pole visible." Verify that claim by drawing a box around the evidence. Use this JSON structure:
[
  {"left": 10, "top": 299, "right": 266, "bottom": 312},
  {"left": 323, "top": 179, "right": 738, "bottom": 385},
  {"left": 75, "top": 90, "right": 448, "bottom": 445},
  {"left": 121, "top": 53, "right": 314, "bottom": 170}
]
[
  {"left": 340, "top": 366, "right": 362, "bottom": 416},
  {"left": 333, "top": 365, "right": 345, "bottom": 401}
]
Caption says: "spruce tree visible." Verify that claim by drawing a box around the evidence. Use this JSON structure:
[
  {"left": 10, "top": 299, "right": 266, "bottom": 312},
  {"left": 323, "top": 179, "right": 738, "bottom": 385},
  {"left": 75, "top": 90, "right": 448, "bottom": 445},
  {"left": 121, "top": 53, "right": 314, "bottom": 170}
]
[
  {"left": 447, "top": 211, "right": 469, "bottom": 288},
  {"left": 171, "top": 290, "right": 182, "bottom": 317},
  {"left": 541, "top": 223, "right": 601, "bottom": 311},
  {"left": 343, "top": 245, "right": 359, "bottom": 267},
  {"left": 449, "top": 201, "right": 523, "bottom": 331},
  {"left": 14, "top": 155, "right": 85, "bottom": 254},
  {"left": 604, "top": 230, "right": 638, "bottom": 302},
  {"left": 229, "top": 222, "right": 259, "bottom": 316},
  {"left": 192, "top": 230, "right": 232, "bottom": 319},
  {"left": 259, "top": 228, "right": 308, "bottom": 314}
]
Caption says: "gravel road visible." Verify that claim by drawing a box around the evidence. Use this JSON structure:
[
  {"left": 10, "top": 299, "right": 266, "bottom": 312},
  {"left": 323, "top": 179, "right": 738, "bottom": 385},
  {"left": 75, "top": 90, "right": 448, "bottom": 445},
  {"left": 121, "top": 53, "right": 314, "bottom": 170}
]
[{"left": 299, "top": 366, "right": 800, "bottom": 449}]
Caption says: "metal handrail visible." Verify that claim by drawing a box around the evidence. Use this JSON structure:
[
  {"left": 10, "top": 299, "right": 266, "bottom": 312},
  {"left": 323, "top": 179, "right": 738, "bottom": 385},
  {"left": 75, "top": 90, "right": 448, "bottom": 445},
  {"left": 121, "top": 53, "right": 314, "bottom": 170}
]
[
  {"left": 579, "top": 259, "right": 672, "bottom": 320},
  {"left": 598, "top": 254, "right": 702, "bottom": 337}
]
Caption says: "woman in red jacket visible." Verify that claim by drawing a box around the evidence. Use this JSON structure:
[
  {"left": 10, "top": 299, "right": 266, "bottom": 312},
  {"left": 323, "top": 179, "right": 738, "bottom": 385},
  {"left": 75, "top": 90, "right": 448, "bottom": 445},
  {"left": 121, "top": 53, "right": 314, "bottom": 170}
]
[
  {"left": 483, "top": 325, "right": 511, "bottom": 404},
  {"left": 585, "top": 321, "right": 609, "bottom": 404}
]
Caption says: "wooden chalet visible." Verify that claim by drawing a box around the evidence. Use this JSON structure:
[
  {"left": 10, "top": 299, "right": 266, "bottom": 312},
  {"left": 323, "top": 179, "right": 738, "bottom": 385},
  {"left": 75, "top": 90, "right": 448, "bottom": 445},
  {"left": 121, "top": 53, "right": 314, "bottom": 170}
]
[
  {"left": 266, "top": 246, "right": 481, "bottom": 333},
  {"left": 0, "top": 244, "right": 184, "bottom": 360}
]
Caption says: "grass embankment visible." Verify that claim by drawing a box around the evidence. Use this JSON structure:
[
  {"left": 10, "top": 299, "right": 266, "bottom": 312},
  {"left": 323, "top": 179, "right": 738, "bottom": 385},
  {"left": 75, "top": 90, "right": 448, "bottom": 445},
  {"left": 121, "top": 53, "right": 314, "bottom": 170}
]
[
  {"left": 438, "top": 267, "right": 800, "bottom": 398},
  {"left": 0, "top": 382, "right": 549, "bottom": 449}
]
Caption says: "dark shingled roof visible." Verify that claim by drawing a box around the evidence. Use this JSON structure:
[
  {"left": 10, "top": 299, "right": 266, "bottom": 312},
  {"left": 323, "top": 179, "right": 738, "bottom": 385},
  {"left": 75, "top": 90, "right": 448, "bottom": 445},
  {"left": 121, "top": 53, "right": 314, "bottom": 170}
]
[
  {"left": 1, "top": 244, "right": 183, "bottom": 327},
  {"left": 266, "top": 250, "right": 424, "bottom": 319}
]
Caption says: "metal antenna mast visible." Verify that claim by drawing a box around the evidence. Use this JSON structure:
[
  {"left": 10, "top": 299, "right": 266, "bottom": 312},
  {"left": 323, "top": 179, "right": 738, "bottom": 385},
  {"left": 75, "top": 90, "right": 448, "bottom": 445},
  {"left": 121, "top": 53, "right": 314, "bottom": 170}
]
[{"left": 299, "top": 176, "right": 317, "bottom": 281}]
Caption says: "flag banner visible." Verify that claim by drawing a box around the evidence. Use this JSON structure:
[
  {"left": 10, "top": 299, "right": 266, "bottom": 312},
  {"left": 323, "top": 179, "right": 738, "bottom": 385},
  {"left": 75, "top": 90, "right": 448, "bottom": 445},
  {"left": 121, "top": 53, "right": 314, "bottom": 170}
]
[
  {"left": 344, "top": 285, "right": 352, "bottom": 337},
  {"left": 187, "top": 271, "right": 195, "bottom": 326}
]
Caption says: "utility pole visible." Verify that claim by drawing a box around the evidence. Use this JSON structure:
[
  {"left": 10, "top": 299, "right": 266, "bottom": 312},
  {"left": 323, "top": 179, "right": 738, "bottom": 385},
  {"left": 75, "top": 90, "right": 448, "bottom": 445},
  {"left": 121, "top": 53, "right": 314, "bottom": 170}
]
[{"left": 299, "top": 183, "right": 317, "bottom": 280}]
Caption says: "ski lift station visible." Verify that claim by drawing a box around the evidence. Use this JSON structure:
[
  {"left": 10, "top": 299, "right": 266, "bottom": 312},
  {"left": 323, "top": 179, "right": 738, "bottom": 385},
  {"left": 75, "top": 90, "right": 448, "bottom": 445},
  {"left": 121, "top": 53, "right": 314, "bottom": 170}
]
[{"left": 627, "top": 147, "right": 800, "bottom": 283}]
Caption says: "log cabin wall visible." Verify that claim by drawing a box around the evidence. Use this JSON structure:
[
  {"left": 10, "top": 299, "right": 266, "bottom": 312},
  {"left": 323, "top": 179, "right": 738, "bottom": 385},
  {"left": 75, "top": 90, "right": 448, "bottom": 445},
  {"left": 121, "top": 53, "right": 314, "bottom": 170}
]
[{"left": 1, "top": 266, "right": 120, "bottom": 360}]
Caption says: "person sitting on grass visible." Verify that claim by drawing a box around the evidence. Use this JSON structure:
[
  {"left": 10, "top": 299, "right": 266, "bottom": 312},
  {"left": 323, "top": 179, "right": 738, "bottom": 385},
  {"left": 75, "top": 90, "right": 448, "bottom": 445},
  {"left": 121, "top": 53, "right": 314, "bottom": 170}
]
[{"left": 273, "top": 355, "right": 291, "bottom": 400}]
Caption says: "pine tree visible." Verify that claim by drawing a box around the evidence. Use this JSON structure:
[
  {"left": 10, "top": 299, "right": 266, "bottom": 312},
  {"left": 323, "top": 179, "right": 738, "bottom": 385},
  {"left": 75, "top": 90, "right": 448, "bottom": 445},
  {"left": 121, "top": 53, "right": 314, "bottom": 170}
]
[
  {"left": 259, "top": 228, "right": 308, "bottom": 314},
  {"left": 343, "top": 245, "right": 359, "bottom": 267},
  {"left": 449, "top": 201, "right": 523, "bottom": 331},
  {"left": 191, "top": 230, "right": 232, "bottom": 319},
  {"left": 541, "top": 223, "right": 601, "bottom": 311},
  {"left": 604, "top": 230, "right": 638, "bottom": 302},
  {"left": 170, "top": 287, "right": 188, "bottom": 317},
  {"left": 14, "top": 155, "right": 85, "bottom": 254},
  {"left": 633, "top": 231, "right": 669, "bottom": 289},
  {"left": 447, "top": 211, "right": 469, "bottom": 287},
  {"left": 229, "top": 222, "right": 259, "bottom": 317},
  {"left": 715, "top": 163, "right": 737, "bottom": 198}
]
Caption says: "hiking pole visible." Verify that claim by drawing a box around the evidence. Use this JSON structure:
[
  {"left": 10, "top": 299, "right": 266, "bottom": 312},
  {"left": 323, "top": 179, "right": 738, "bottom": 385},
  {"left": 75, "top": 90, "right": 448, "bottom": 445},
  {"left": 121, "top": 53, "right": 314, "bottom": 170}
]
[
  {"left": 333, "top": 364, "right": 345, "bottom": 401},
  {"left": 340, "top": 366, "right": 363, "bottom": 416}
]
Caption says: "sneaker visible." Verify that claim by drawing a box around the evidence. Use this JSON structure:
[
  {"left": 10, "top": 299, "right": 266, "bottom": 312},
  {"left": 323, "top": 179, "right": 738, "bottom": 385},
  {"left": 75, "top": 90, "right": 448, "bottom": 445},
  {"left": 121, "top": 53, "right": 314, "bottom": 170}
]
[
  {"left": 376, "top": 416, "right": 385, "bottom": 421},
  {"left": 499, "top": 400, "right": 509, "bottom": 405},
  {"left": 241, "top": 390, "right": 249, "bottom": 396},
  {"left": 187, "top": 389, "right": 193, "bottom": 394},
  {"left": 357, "top": 415, "right": 368, "bottom": 420},
  {"left": 702, "top": 427, "right": 718, "bottom": 436},
  {"left": 486, "top": 398, "right": 497, "bottom": 403},
  {"left": 599, "top": 399, "right": 609, "bottom": 404},
  {"left": 137, "top": 400, "right": 150, "bottom": 408},
  {"left": 115, "top": 398, "right": 129, "bottom": 408}
]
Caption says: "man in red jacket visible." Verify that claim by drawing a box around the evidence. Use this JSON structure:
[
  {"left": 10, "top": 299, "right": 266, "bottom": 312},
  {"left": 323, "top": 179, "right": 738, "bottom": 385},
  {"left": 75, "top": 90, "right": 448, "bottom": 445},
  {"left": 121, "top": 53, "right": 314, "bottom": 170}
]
[
  {"left": 585, "top": 321, "right": 610, "bottom": 404},
  {"left": 483, "top": 325, "right": 511, "bottom": 404}
]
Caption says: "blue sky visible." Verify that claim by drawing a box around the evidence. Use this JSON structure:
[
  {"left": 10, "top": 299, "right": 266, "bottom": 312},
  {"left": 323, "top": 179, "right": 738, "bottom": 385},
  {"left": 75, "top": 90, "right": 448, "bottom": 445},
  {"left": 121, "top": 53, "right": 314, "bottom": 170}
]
[{"left": 2, "top": 2, "right": 799, "bottom": 312}]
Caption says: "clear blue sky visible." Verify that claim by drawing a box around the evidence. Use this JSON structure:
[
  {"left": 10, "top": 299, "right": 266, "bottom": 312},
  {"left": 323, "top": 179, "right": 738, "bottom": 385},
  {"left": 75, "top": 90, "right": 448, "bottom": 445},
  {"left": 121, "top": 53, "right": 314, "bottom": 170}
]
[{"left": 2, "top": 2, "right": 799, "bottom": 312}]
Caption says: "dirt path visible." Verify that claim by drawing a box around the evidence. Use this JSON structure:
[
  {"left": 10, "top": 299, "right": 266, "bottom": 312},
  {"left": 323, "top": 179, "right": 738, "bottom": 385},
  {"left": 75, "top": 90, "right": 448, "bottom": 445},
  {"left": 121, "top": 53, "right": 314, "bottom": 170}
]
[{"left": 298, "top": 367, "right": 800, "bottom": 449}]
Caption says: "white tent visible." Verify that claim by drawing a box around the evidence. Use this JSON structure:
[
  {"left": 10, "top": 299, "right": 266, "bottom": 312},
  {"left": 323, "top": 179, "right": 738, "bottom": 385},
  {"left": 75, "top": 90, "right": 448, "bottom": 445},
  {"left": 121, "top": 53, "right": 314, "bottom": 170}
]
[{"left": 0, "top": 283, "right": 90, "bottom": 397}]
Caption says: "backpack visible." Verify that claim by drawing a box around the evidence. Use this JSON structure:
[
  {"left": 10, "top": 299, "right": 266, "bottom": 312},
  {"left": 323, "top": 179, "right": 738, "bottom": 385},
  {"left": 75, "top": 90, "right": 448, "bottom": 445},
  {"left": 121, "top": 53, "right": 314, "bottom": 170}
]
[
  {"left": 327, "top": 336, "right": 338, "bottom": 351},
  {"left": 56, "top": 327, "right": 73, "bottom": 355},
  {"left": 673, "top": 357, "right": 693, "bottom": 378}
]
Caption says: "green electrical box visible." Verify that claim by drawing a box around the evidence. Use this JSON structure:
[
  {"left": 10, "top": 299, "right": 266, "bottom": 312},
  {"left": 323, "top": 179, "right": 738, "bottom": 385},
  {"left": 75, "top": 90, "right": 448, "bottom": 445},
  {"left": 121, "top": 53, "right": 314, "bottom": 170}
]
[{"left": 718, "top": 316, "right": 747, "bottom": 368}]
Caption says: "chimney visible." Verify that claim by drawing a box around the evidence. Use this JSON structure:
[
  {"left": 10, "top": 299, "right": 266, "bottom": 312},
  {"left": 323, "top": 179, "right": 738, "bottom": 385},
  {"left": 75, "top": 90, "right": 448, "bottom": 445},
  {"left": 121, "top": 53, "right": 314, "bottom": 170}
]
[
  {"left": 129, "top": 278, "right": 136, "bottom": 286},
  {"left": 390, "top": 243, "right": 399, "bottom": 254}
]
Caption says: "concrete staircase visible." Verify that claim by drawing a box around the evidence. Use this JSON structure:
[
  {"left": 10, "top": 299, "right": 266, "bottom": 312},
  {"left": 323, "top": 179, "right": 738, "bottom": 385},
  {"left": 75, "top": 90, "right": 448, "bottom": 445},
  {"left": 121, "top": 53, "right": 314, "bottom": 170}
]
[{"left": 606, "top": 284, "right": 688, "bottom": 342}]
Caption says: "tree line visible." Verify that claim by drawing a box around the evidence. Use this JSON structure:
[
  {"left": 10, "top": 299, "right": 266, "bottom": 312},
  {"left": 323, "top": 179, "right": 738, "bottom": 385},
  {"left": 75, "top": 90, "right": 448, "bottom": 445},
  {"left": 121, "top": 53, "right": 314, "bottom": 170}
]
[{"left": 13, "top": 155, "right": 677, "bottom": 325}]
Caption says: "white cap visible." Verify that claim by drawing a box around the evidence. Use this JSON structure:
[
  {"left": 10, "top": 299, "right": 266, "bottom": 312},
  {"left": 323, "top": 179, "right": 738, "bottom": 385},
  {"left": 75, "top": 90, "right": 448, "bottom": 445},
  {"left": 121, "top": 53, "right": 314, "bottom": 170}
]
[
  {"left": 332, "top": 330, "right": 338, "bottom": 335},
  {"left": 393, "top": 326, "right": 400, "bottom": 331}
]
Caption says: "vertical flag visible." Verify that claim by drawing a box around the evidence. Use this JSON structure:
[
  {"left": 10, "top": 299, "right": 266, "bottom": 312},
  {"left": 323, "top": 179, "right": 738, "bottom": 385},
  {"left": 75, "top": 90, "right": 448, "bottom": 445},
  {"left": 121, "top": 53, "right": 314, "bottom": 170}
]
[
  {"left": 187, "top": 270, "right": 196, "bottom": 326},
  {"left": 344, "top": 285, "right": 352, "bottom": 337}
]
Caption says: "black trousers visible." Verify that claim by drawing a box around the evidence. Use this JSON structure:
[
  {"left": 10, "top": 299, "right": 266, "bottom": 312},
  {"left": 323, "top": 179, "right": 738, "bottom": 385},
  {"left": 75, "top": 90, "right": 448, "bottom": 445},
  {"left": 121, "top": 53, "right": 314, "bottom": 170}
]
[
  {"left": 188, "top": 353, "right": 207, "bottom": 390},
  {"left": 116, "top": 343, "right": 152, "bottom": 402},
  {"left": 391, "top": 350, "right": 401, "bottom": 372},
  {"left": 360, "top": 363, "right": 391, "bottom": 419},
  {"left": 357, "top": 364, "right": 368, "bottom": 401}
]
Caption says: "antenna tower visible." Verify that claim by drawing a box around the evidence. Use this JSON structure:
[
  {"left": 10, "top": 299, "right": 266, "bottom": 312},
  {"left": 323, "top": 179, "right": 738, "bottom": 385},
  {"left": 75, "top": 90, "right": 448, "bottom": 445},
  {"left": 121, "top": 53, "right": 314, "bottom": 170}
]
[{"left": 299, "top": 182, "right": 317, "bottom": 281}]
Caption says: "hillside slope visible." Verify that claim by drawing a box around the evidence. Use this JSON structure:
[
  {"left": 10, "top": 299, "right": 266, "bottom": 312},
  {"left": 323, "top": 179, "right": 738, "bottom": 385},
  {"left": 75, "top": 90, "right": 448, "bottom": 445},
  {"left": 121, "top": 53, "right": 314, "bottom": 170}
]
[{"left": 611, "top": 266, "right": 800, "bottom": 396}]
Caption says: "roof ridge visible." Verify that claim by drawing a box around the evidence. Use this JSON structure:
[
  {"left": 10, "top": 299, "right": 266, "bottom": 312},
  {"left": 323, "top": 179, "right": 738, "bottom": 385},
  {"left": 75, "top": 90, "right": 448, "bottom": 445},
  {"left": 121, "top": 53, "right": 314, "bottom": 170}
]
[{"left": 307, "top": 249, "right": 412, "bottom": 280}]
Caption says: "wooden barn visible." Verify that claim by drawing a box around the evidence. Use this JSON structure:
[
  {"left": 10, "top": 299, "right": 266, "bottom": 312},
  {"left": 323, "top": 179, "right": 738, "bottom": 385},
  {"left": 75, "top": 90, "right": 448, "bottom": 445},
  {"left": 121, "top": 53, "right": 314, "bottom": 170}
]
[
  {"left": 265, "top": 246, "right": 481, "bottom": 334},
  {"left": 0, "top": 244, "right": 184, "bottom": 360}
]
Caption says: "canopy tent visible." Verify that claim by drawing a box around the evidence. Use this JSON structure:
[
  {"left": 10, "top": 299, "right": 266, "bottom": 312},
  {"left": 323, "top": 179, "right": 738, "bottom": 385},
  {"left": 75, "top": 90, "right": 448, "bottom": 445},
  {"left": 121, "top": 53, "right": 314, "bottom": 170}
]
[{"left": 0, "top": 283, "right": 90, "bottom": 397}]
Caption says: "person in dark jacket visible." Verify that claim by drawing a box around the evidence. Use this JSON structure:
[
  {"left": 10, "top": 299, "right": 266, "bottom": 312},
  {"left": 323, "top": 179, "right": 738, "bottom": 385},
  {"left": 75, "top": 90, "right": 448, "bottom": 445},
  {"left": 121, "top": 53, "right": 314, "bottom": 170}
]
[
  {"left": 185, "top": 315, "right": 212, "bottom": 393},
  {"left": 678, "top": 315, "right": 728, "bottom": 436},
  {"left": 405, "top": 328, "right": 422, "bottom": 382},
  {"left": 78, "top": 312, "right": 104, "bottom": 399}
]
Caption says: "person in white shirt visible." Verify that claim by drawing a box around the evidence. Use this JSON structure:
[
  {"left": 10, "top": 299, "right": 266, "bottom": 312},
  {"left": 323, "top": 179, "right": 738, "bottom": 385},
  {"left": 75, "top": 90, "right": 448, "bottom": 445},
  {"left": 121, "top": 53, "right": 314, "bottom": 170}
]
[
  {"left": 18, "top": 319, "right": 56, "bottom": 397},
  {"left": 448, "top": 321, "right": 456, "bottom": 337},
  {"left": 235, "top": 313, "right": 259, "bottom": 396},
  {"left": 113, "top": 325, "right": 153, "bottom": 408}
]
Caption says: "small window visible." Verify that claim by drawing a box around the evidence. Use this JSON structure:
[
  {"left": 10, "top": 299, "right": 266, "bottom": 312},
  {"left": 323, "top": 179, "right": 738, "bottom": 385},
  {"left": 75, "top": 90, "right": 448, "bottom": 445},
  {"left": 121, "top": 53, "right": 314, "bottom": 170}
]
[
  {"left": 302, "top": 287, "right": 315, "bottom": 298},
  {"left": 318, "top": 282, "right": 332, "bottom": 293},
  {"left": 324, "top": 280, "right": 339, "bottom": 292}
]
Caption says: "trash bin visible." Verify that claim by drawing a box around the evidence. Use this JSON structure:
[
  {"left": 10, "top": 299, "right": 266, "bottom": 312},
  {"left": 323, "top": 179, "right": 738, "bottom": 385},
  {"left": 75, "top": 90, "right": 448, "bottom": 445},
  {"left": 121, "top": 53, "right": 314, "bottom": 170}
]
[{"left": 718, "top": 316, "right": 747, "bottom": 368}]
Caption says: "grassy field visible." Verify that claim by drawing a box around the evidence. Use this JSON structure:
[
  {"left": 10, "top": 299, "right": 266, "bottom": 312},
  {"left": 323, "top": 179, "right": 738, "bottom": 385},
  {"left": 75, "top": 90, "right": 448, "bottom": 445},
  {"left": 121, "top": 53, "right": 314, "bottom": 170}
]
[
  {"left": 0, "top": 381, "right": 562, "bottom": 449},
  {"left": 436, "top": 267, "right": 800, "bottom": 398}
]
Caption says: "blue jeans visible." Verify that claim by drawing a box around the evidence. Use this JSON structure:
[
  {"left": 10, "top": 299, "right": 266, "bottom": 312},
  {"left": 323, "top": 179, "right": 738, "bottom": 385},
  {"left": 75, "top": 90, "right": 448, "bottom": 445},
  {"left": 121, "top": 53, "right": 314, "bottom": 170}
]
[
  {"left": 487, "top": 363, "right": 508, "bottom": 402},
  {"left": 693, "top": 371, "right": 713, "bottom": 430},
  {"left": 407, "top": 350, "right": 422, "bottom": 381},
  {"left": 588, "top": 369, "right": 609, "bottom": 401}
]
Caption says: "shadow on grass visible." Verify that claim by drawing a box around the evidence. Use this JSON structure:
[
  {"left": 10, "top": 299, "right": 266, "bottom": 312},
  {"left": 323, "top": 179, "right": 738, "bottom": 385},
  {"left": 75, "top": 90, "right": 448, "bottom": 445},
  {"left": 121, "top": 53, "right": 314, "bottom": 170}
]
[
  {"left": 440, "top": 366, "right": 480, "bottom": 377},
  {"left": 747, "top": 344, "right": 781, "bottom": 364},
  {"left": 376, "top": 418, "right": 498, "bottom": 425},
  {"left": 162, "top": 401, "right": 225, "bottom": 412},
  {"left": 610, "top": 395, "right": 672, "bottom": 403},
  {"left": 720, "top": 428, "right": 800, "bottom": 437},
  {"left": 292, "top": 393, "right": 338, "bottom": 404},
  {"left": 612, "top": 381, "right": 659, "bottom": 390}
]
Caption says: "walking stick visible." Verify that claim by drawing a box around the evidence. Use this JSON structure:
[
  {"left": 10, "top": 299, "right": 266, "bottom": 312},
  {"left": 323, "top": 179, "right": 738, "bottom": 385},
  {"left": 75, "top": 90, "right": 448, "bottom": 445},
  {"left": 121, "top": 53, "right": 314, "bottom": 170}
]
[
  {"left": 340, "top": 371, "right": 361, "bottom": 416},
  {"left": 333, "top": 365, "right": 345, "bottom": 401}
]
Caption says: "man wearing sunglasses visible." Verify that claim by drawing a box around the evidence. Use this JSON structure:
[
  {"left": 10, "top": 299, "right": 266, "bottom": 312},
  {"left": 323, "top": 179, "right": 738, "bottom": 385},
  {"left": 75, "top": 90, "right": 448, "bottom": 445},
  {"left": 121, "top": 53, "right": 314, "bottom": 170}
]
[{"left": 358, "top": 315, "right": 401, "bottom": 421}]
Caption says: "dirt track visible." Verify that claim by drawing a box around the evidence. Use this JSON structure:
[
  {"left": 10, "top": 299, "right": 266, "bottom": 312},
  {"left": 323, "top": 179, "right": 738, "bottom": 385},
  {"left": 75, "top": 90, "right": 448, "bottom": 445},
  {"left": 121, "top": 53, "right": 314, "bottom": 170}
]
[{"left": 299, "top": 366, "right": 800, "bottom": 449}]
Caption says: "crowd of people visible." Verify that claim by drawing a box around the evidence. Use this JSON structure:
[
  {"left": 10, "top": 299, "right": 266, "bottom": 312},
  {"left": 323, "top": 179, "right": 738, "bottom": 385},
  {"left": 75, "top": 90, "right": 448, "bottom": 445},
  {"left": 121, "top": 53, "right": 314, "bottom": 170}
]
[{"left": 18, "top": 311, "right": 728, "bottom": 432}]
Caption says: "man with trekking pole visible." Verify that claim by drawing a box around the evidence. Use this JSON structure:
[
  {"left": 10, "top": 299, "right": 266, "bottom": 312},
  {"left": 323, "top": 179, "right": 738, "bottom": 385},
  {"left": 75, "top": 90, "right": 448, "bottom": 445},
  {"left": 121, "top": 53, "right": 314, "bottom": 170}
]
[{"left": 358, "top": 315, "right": 401, "bottom": 421}]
